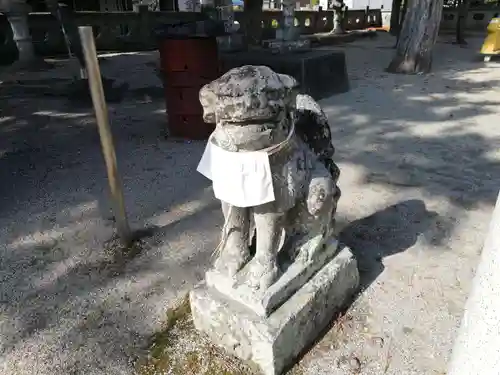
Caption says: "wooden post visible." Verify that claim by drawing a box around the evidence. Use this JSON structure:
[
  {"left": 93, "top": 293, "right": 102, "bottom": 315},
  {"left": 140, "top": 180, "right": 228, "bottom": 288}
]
[{"left": 78, "top": 26, "right": 132, "bottom": 246}]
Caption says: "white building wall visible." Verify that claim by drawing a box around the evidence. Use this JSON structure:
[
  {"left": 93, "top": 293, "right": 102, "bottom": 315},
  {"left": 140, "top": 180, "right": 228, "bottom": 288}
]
[
  {"left": 380, "top": 0, "right": 392, "bottom": 10},
  {"left": 345, "top": 0, "right": 388, "bottom": 10}
]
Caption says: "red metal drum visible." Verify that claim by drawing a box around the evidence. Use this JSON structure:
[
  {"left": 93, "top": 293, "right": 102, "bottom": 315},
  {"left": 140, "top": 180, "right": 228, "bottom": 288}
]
[{"left": 158, "top": 36, "right": 219, "bottom": 140}]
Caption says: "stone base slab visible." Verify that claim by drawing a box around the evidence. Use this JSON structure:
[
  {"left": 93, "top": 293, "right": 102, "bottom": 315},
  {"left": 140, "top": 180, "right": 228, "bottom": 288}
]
[
  {"left": 261, "top": 38, "right": 311, "bottom": 53},
  {"left": 190, "top": 246, "right": 360, "bottom": 375},
  {"left": 206, "top": 237, "right": 339, "bottom": 317}
]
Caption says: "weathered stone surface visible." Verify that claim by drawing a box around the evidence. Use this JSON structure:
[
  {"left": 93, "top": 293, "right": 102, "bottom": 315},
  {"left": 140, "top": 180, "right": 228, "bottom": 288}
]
[
  {"left": 206, "top": 237, "right": 340, "bottom": 317},
  {"left": 262, "top": 38, "right": 311, "bottom": 53},
  {"left": 193, "top": 66, "right": 354, "bottom": 374},
  {"left": 295, "top": 93, "right": 341, "bottom": 184},
  {"left": 190, "top": 246, "right": 360, "bottom": 375},
  {"left": 198, "top": 66, "right": 342, "bottom": 293}
]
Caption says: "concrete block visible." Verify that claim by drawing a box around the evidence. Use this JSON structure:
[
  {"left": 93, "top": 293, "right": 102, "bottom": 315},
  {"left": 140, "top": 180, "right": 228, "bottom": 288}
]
[{"left": 219, "top": 49, "right": 350, "bottom": 99}]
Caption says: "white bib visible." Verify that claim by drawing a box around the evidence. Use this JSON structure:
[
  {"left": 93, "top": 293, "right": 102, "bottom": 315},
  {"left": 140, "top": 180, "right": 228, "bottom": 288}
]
[{"left": 196, "top": 140, "right": 275, "bottom": 207}]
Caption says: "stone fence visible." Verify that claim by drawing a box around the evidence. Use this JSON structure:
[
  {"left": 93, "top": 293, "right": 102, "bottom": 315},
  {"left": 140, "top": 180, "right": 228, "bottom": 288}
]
[
  {"left": 380, "top": 7, "right": 498, "bottom": 31},
  {"left": 441, "top": 7, "right": 499, "bottom": 31},
  {"left": 1, "top": 6, "right": 495, "bottom": 62},
  {"left": 0, "top": 8, "right": 382, "bottom": 57}
]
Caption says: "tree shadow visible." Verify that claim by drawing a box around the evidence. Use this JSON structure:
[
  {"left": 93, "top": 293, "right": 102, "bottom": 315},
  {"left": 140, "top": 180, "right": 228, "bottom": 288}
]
[
  {"left": 0, "top": 189, "right": 220, "bottom": 374},
  {"left": 323, "top": 34, "right": 500, "bottom": 213},
  {"left": 287, "top": 35, "right": 500, "bottom": 372},
  {"left": 2, "top": 33, "right": 500, "bottom": 374},
  {"left": 0, "top": 92, "right": 220, "bottom": 373},
  {"left": 285, "top": 199, "right": 436, "bottom": 373}
]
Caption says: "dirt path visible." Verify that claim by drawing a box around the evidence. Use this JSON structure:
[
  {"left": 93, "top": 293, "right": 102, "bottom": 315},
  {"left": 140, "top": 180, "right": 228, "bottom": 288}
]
[
  {"left": 1, "top": 33, "right": 499, "bottom": 375},
  {"left": 296, "top": 34, "right": 500, "bottom": 375}
]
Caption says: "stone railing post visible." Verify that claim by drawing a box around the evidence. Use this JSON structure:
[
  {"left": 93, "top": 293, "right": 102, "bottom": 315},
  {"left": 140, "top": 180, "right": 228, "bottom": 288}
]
[
  {"left": 342, "top": 6, "right": 348, "bottom": 31},
  {"left": 281, "top": 0, "right": 295, "bottom": 41},
  {"left": 315, "top": 6, "right": 324, "bottom": 33},
  {"left": 364, "top": 5, "right": 369, "bottom": 28}
]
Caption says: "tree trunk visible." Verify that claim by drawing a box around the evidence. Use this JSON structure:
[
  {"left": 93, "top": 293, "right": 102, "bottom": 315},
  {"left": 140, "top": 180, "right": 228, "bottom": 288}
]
[
  {"left": 387, "top": 0, "right": 444, "bottom": 74},
  {"left": 399, "top": 0, "right": 408, "bottom": 30},
  {"left": 390, "top": 0, "right": 403, "bottom": 35},
  {"left": 3, "top": 0, "right": 36, "bottom": 62},
  {"left": 455, "top": 0, "right": 470, "bottom": 45},
  {"left": 243, "top": 0, "right": 264, "bottom": 45},
  {"left": 395, "top": 0, "right": 408, "bottom": 44}
]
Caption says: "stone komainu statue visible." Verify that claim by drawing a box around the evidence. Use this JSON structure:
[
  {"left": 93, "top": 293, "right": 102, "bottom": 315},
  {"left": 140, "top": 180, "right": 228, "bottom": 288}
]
[{"left": 199, "top": 65, "right": 341, "bottom": 291}]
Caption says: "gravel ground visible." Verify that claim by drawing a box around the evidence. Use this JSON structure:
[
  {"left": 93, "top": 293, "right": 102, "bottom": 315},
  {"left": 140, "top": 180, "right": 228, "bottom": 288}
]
[{"left": 1, "top": 33, "right": 499, "bottom": 375}]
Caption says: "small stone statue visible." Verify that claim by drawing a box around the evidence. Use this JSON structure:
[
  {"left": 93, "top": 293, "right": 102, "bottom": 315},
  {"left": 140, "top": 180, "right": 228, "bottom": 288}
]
[{"left": 198, "top": 65, "right": 341, "bottom": 292}]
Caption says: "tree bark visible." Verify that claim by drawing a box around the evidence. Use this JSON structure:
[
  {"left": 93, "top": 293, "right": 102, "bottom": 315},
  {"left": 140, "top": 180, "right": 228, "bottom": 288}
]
[
  {"left": 390, "top": 0, "right": 403, "bottom": 35},
  {"left": 455, "top": 0, "right": 470, "bottom": 45},
  {"left": 395, "top": 0, "right": 408, "bottom": 44},
  {"left": 387, "top": 0, "right": 444, "bottom": 74},
  {"left": 2, "top": 0, "right": 36, "bottom": 62},
  {"left": 243, "top": 0, "right": 264, "bottom": 45},
  {"left": 399, "top": 0, "right": 408, "bottom": 30}
]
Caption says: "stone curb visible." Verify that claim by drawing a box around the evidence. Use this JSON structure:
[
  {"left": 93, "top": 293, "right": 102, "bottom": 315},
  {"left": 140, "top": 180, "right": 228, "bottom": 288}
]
[
  {"left": 448, "top": 190, "right": 500, "bottom": 375},
  {"left": 306, "top": 29, "right": 378, "bottom": 46}
]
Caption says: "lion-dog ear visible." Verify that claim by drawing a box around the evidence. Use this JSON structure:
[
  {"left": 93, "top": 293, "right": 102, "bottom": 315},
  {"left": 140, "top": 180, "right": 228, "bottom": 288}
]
[
  {"left": 199, "top": 81, "right": 217, "bottom": 124},
  {"left": 277, "top": 73, "right": 299, "bottom": 109},
  {"left": 277, "top": 73, "right": 299, "bottom": 90}
]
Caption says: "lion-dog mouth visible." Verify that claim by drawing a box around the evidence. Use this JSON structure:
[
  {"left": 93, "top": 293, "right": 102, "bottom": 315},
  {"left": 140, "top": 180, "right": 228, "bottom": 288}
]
[{"left": 212, "top": 116, "right": 294, "bottom": 153}]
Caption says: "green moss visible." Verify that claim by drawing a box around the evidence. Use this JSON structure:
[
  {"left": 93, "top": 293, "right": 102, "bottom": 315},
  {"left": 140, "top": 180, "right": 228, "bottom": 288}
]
[{"left": 136, "top": 295, "right": 257, "bottom": 375}]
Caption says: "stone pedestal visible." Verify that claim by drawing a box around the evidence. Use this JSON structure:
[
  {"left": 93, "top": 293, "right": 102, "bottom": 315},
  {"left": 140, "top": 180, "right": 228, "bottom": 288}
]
[
  {"left": 262, "top": 38, "right": 311, "bottom": 54},
  {"left": 190, "top": 244, "right": 360, "bottom": 375},
  {"left": 217, "top": 34, "right": 245, "bottom": 52},
  {"left": 219, "top": 49, "right": 350, "bottom": 99}
]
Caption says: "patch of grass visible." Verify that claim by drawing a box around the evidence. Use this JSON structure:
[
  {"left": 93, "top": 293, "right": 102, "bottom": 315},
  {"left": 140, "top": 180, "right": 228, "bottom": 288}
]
[{"left": 136, "top": 295, "right": 258, "bottom": 375}]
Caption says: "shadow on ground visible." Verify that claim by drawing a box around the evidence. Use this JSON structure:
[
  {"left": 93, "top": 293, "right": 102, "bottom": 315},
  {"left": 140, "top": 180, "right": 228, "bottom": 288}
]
[
  {"left": 0, "top": 91, "right": 219, "bottom": 374},
  {"left": 324, "top": 36, "right": 500, "bottom": 212},
  {"left": 340, "top": 199, "right": 438, "bottom": 290},
  {"left": 1, "top": 34, "right": 499, "bottom": 374}
]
